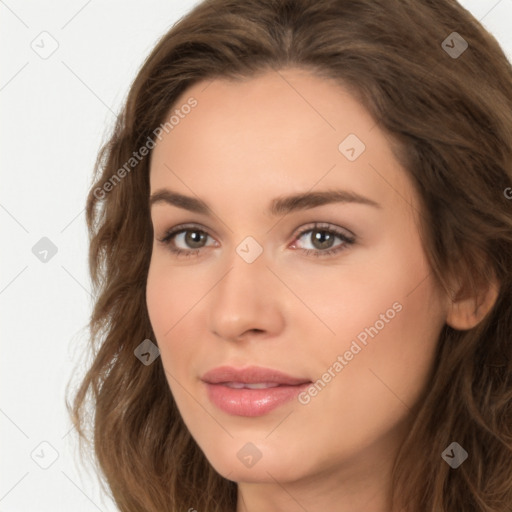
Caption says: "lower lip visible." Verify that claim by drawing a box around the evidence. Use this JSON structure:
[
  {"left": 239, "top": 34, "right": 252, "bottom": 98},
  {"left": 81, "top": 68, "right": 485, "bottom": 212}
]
[{"left": 204, "top": 382, "right": 311, "bottom": 417}]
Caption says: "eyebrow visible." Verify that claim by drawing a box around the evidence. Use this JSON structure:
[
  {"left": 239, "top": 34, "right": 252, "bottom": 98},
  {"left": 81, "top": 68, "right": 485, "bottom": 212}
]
[{"left": 149, "top": 188, "right": 381, "bottom": 216}]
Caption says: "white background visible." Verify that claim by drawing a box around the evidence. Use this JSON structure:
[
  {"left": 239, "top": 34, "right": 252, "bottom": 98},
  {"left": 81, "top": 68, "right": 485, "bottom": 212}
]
[{"left": 1, "top": 1, "right": 511, "bottom": 510}]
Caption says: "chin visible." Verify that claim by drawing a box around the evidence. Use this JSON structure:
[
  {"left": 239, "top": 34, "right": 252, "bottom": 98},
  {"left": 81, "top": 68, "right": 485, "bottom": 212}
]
[{"left": 199, "top": 439, "right": 310, "bottom": 484}]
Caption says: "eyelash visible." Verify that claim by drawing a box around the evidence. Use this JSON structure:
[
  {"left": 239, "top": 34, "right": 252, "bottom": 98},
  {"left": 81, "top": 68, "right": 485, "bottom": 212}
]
[{"left": 157, "top": 222, "right": 356, "bottom": 259}]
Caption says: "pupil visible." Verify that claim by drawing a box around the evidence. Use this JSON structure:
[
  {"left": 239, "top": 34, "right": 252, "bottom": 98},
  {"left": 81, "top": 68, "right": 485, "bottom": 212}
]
[
  {"left": 313, "top": 229, "right": 333, "bottom": 249},
  {"left": 186, "top": 231, "right": 205, "bottom": 248}
]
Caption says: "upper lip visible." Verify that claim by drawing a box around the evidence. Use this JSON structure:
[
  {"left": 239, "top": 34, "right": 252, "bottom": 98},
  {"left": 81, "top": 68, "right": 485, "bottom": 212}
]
[{"left": 201, "top": 365, "right": 311, "bottom": 386}]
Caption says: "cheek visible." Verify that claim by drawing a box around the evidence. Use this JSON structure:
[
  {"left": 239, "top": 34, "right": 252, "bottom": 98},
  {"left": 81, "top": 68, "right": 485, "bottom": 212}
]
[
  {"left": 306, "top": 240, "right": 445, "bottom": 424},
  {"left": 339, "top": 287, "right": 443, "bottom": 398},
  {"left": 146, "top": 260, "right": 173, "bottom": 339},
  {"left": 145, "top": 256, "right": 210, "bottom": 375},
  {"left": 289, "top": 264, "right": 445, "bottom": 464},
  {"left": 146, "top": 253, "right": 203, "bottom": 333}
]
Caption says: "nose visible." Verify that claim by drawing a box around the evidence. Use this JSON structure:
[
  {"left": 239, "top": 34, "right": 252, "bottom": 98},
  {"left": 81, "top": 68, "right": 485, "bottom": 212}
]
[{"left": 208, "top": 248, "right": 285, "bottom": 342}]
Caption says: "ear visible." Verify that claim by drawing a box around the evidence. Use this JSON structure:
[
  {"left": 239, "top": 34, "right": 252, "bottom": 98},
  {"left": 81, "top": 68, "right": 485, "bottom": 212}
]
[{"left": 445, "top": 274, "right": 500, "bottom": 330}]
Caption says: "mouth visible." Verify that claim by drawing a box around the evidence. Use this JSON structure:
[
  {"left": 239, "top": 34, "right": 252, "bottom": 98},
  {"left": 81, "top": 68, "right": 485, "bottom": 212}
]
[
  {"left": 220, "top": 382, "right": 283, "bottom": 389},
  {"left": 201, "top": 365, "right": 312, "bottom": 417}
]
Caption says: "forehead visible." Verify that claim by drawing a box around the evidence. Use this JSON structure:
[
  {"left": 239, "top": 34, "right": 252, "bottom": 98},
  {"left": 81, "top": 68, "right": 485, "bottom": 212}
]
[{"left": 149, "top": 68, "right": 416, "bottom": 216}]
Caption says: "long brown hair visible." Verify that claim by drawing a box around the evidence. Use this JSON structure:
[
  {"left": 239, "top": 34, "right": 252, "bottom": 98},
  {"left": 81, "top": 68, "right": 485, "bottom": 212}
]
[{"left": 68, "top": 0, "right": 512, "bottom": 510}]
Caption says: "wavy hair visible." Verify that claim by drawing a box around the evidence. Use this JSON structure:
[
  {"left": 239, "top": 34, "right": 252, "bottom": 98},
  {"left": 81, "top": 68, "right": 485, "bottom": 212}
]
[{"left": 68, "top": 0, "right": 512, "bottom": 510}]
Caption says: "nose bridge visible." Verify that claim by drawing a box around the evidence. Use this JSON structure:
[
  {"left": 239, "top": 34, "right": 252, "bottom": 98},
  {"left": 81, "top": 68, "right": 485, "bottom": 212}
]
[{"left": 208, "top": 241, "right": 283, "bottom": 340}]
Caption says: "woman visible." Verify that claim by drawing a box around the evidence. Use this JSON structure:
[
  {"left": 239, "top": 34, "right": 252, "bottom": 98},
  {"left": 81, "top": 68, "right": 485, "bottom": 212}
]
[{"left": 69, "top": 0, "right": 512, "bottom": 510}]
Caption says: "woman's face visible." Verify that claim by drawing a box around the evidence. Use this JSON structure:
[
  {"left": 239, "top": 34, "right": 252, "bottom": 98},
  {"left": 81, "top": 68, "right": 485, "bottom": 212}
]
[{"left": 146, "top": 68, "right": 449, "bottom": 492}]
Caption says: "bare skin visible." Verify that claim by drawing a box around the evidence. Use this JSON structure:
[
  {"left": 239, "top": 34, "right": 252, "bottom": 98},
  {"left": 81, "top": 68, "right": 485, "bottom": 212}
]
[{"left": 146, "top": 67, "right": 496, "bottom": 512}]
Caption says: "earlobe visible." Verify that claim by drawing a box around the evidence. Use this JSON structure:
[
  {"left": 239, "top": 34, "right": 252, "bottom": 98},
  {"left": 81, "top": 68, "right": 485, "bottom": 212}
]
[{"left": 445, "top": 277, "right": 500, "bottom": 330}]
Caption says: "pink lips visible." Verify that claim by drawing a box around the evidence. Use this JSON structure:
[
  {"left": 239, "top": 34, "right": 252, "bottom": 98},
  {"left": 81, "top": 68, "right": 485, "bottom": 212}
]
[{"left": 201, "top": 365, "right": 311, "bottom": 417}]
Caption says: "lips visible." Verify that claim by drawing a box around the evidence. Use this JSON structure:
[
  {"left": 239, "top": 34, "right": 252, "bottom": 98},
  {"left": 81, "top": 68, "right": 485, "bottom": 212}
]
[
  {"left": 201, "top": 365, "right": 311, "bottom": 386},
  {"left": 201, "top": 365, "right": 312, "bottom": 417}
]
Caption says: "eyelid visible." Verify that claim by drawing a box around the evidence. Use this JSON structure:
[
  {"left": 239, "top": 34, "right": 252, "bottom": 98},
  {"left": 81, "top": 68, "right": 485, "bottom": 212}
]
[
  {"left": 157, "top": 222, "right": 354, "bottom": 243},
  {"left": 290, "top": 222, "right": 356, "bottom": 243},
  {"left": 157, "top": 221, "right": 356, "bottom": 260},
  {"left": 157, "top": 222, "right": 217, "bottom": 244}
]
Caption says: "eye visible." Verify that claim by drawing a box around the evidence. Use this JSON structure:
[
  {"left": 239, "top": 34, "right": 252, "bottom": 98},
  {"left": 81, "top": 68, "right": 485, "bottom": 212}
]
[
  {"left": 157, "top": 222, "right": 356, "bottom": 259},
  {"left": 157, "top": 223, "right": 217, "bottom": 258},
  {"left": 290, "top": 222, "right": 356, "bottom": 258}
]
